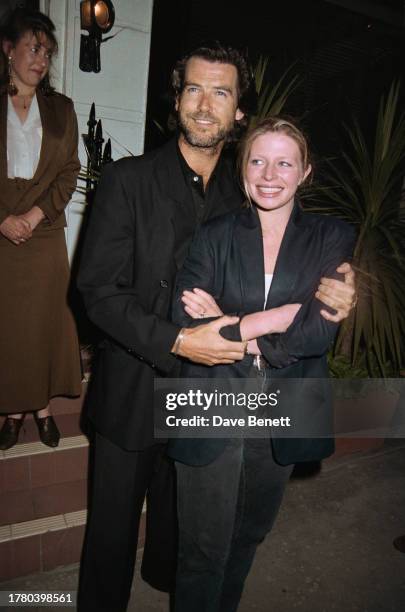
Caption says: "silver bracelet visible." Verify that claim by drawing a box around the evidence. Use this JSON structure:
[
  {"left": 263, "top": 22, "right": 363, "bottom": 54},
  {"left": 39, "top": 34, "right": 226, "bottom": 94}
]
[{"left": 173, "top": 328, "right": 185, "bottom": 355}]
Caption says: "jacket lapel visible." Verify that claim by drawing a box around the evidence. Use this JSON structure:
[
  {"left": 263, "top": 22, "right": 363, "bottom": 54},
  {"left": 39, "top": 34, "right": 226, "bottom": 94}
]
[
  {"left": 234, "top": 203, "right": 312, "bottom": 313},
  {"left": 158, "top": 138, "right": 192, "bottom": 207},
  {"left": 265, "top": 203, "right": 310, "bottom": 308},
  {"left": 0, "top": 94, "right": 7, "bottom": 181},
  {"left": 234, "top": 207, "right": 266, "bottom": 313},
  {"left": 205, "top": 148, "right": 242, "bottom": 218},
  {"left": 152, "top": 139, "right": 188, "bottom": 271},
  {"left": 0, "top": 91, "right": 56, "bottom": 183},
  {"left": 32, "top": 91, "right": 56, "bottom": 181}
]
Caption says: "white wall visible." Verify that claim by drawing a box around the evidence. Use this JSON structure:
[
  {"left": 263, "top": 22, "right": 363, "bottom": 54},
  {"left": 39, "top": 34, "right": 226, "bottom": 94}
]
[{"left": 40, "top": 0, "right": 154, "bottom": 258}]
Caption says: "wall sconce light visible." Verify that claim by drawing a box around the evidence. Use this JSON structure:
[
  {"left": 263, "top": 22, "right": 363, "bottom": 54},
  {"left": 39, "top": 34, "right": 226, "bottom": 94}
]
[{"left": 79, "top": 0, "right": 115, "bottom": 73}]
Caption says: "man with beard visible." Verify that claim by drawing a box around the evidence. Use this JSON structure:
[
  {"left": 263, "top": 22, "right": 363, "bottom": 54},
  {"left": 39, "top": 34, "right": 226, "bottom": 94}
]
[{"left": 77, "top": 43, "right": 356, "bottom": 612}]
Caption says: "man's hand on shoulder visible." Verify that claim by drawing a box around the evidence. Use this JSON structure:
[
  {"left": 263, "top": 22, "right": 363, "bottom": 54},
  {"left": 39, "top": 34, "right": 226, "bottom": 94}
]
[
  {"left": 173, "top": 316, "right": 246, "bottom": 366},
  {"left": 316, "top": 262, "right": 356, "bottom": 323}
]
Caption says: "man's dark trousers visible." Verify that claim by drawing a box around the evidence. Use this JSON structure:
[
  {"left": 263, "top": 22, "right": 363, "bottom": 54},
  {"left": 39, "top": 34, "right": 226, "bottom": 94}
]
[{"left": 78, "top": 433, "right": 177, "bottom": 612}]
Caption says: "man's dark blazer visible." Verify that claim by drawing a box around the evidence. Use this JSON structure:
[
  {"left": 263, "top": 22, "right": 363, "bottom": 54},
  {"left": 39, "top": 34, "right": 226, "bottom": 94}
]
[
  {"left": 77, "top": 138, "right": 244, "bottom": 450},
  {"left": 168, "top": 204, "right": 357, "bottom": 466}
]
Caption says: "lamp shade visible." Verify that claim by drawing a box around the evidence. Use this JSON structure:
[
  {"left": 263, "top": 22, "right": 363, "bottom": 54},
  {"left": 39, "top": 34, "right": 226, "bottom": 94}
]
[
  {"left": 80, "top": 1, "right": 92, "bottom": 30},
  {"left": 80, "top": 0, "right": 115, "bottom": 33}
]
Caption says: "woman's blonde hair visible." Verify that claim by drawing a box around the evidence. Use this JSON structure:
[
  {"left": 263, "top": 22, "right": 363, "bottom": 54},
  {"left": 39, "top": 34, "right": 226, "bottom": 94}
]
[{"left": 238, "top": 116, "right": 312, "bottom": 203}]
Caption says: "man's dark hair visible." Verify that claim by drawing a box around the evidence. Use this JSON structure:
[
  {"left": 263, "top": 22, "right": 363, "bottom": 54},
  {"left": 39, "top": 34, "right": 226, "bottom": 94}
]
[{"left": 171, "top": 41, "right": 257, "bottom": 132}]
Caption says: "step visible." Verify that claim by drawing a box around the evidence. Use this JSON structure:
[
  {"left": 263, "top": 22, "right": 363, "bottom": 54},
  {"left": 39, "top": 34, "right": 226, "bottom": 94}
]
[
  {"left": 0, "top": 431, "right": 146, "bottom": 580},
  {"left": 0, "top": 510, "right": 87, "bottom": 581},
  {"left": 0, "top": 506, "right": 147, "bottom": 581},
  {"left": 0, "top": 436, "right": 89, "bottom": 527}
]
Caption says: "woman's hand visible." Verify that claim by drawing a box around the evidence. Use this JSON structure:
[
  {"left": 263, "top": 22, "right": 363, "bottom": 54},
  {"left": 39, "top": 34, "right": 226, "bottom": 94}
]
[
  {"left": 181, "top": 288, "right": 224, "bottom": 319},
  {"left": 19, "top": 206, "right": 45, "bottom": 233},
  {"left": 0, "top": 215, "right": 32, "bottom": 245},
  {"left": 240, "top": 303, "right": 302, "bottom": 340}
]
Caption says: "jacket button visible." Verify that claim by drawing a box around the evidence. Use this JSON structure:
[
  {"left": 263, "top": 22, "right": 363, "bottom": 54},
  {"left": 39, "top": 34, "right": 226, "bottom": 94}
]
[{"left": 160, "top": 280, "right": 168, "bottom": 288}]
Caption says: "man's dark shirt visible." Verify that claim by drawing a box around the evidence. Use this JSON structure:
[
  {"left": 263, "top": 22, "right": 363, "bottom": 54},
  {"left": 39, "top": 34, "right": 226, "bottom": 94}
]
[{"left": 174, "top": 142, "right": 241, "bottom": 268}]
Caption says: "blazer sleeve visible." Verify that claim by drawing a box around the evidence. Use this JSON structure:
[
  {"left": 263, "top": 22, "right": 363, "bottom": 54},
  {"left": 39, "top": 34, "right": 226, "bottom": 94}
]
[
  {"left": 0, "top": 177, "right": 10, "bottom": 223},
  {"left": 77, "top": 161, "right": 181, "bottom": 374},
  {"left": 0, "top": 96, "right": 10, "bottom": 224},
  {"left": 34, "top": 99, "right": 80, "bottom": 223},
  {"left": 0, "top": 205, "right": 9, "bottom": 225},
  {"left": 172, "top": 223, "right": 221, "bottom": 329},
  {"left": 257, "top": 222, "right": 357, "bottom": 368}
]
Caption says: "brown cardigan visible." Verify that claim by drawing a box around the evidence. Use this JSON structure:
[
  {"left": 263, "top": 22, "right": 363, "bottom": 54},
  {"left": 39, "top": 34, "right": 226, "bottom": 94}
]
[{"left": 0, "top": 90, "right": 80, "bottom": 230}]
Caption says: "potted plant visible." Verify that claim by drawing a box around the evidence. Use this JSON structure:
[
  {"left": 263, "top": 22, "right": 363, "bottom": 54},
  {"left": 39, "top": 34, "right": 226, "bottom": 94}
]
[{"left": 313, "top": 82, "right": 405, "bottom": 454}]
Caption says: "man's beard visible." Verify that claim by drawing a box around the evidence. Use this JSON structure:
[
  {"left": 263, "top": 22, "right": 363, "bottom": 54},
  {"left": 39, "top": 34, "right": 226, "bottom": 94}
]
[{"left": 178, "top": 113, "right": 232, "bottom": 149}]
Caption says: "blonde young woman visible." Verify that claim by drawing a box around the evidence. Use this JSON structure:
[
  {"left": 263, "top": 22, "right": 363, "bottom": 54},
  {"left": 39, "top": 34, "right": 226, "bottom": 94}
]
[
  {"left": 0, "top": 8, "right": 81, "bottom": 449},
  {"left": 170, "top": 117, "right": 357, "bottom": 612}
]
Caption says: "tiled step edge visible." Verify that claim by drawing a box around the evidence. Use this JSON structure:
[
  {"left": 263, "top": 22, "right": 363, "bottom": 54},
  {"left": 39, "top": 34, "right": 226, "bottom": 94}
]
[
  {"left": 0, "top": 499, "right": 147, "bottom": 545},
  {"left": 0, "top": 509, "right": 88, "bottom": 544},
  {"left": 0, "top": 435, "right": 89, "bottom": 460}
]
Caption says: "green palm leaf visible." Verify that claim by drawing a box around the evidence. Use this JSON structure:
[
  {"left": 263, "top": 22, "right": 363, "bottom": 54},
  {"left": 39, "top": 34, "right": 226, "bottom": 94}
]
[
  {"left": 249, "top": 56, "right": 300, "bottom": 127},
  {"left": 322, "top": 81, "right": 405, "bottom": 376}
]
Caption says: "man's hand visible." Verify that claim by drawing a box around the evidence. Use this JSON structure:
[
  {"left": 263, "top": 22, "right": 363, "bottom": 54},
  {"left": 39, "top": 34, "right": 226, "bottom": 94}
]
[
  {"left": 0, "top": 215, "right": 32, "bottom": 245},
  {"left": 181, "top": 288, "right": 223, "bottom": 319},
  {"left": 174, "top": 316, "right": 246, "bottom": 366},
  {"left": 316, "top": 262, "right": 356, "bottom": 323},
  {"left": 246, "top": 339, "right": 261, "bottom": 356}
]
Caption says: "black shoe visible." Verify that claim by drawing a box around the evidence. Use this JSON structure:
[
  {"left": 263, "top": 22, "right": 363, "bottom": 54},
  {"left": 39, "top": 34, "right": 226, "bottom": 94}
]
[
  {"left": 0, "top": 417, "right": 24, "bottom": 450},
  {"left": 34, "top": 414, "right": 60, "bottom": 448}
]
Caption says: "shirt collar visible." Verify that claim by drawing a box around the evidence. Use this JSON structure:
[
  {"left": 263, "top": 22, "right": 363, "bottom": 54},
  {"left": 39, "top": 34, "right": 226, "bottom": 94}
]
[
  {"left": 176, "top": 139, "right": 224, "bottom": 193},
  {"left": 7, "top": 93, "right": 41, "bottom": 130}
]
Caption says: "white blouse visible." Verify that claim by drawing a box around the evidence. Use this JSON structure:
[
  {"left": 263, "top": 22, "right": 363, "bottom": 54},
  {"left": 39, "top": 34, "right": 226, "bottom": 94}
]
[
  {"left": 7, "top": 94, "right": 43, "bottom": 180},
  {"left": 264, "top": 273, "right": 274, "bottom": 307}
]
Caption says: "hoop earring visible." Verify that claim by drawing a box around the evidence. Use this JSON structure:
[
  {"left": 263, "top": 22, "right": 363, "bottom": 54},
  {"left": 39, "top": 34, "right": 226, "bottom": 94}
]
[{"left": 7, "top": 56, "right": 18, "bottom": 96}]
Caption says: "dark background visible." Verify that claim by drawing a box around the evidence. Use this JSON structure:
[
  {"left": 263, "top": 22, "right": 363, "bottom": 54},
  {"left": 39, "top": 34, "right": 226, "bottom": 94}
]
[
  {"left": 3, "top": 1, "right": 404, "bottom": 160},
  {"left": 0, "top": 0, "right": 38, "bottom": 19},
  {"left": 145, "top": 0, "right": 405, "bottom": 157}
]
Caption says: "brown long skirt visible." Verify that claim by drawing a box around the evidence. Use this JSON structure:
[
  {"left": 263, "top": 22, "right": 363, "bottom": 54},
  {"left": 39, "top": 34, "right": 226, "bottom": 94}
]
[{"left": 0, "top": 228, "right": 82, "bottom": 413}]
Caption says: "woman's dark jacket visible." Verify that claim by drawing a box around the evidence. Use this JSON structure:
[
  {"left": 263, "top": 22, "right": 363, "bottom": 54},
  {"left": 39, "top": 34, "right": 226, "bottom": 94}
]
[{"left": 168, "top": 203, "right": 357, "bottom": 466}]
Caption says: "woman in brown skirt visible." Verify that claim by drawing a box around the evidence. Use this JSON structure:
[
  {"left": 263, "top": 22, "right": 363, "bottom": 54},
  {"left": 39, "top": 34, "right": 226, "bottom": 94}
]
[{"left": 0, "top": 8, "right": 82, "bottom": 449}]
